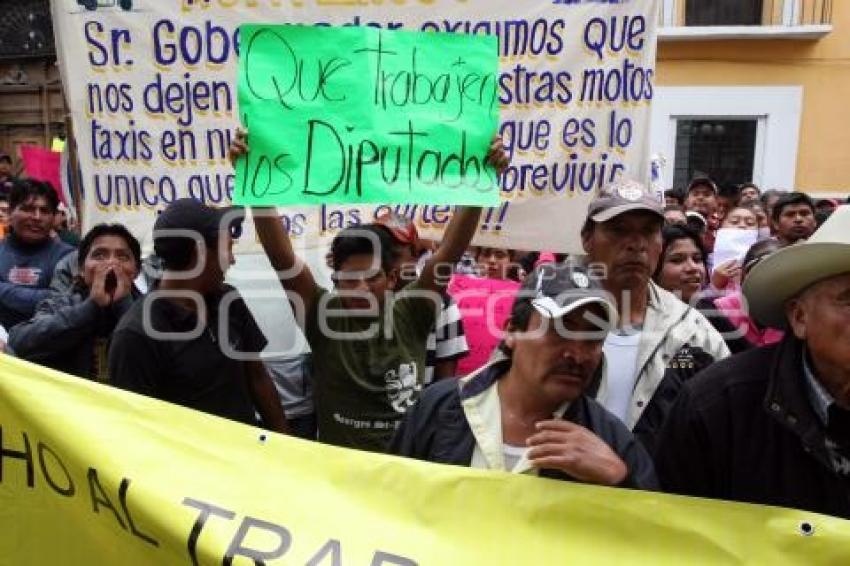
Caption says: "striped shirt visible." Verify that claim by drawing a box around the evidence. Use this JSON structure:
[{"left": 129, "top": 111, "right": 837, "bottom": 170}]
[{"left": 423, "top": 296, "right": 468, "bottom": 385}]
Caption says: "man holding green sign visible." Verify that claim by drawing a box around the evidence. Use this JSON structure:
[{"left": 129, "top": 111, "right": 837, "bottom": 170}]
[
  {"left": 234, "top": 24, "right": 501, "bottom": 207},
  {"left": 232, "top": 25, "right": 508, "bottom": 451}
]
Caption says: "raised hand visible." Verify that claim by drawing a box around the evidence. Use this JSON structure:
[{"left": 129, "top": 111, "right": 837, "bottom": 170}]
[
  {"left": 89, "top": 265, "right": 112, "bottom": 308},
  {"left": 485, "top": 135, "right": 510, "bottom": 176},
  {"left": 228, "top": 127, "right": 249, "bottom": 167}
]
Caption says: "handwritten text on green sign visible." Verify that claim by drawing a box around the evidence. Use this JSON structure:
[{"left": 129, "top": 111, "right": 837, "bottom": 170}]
[{"left": 235, "top": 25, "right": 500, "bottom": 206}]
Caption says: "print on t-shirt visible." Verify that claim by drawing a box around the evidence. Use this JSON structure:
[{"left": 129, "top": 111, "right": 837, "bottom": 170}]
[
  {"left": 8, "top": 266, "right": 41, "bottom": 286},
  {"left": 386, "top": 362, "right": 421, "bottom": 413}
]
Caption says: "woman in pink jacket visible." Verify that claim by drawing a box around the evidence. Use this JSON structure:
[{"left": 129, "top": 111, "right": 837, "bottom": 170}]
[{"left": 713, "top": 239, "right": 785, "bottom": 347}]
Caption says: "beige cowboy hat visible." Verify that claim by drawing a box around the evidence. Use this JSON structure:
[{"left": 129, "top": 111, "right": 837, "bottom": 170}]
[{"left": 743, "top": 205, "right": 850, "bottom": 328}]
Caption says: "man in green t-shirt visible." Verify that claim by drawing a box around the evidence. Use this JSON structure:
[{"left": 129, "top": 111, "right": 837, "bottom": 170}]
[
  {"left": 303, "top": 225, "right": 441, "bottom": 450},
  {"left": 233, "top": 132, "right": 509, "bottom": 452}
]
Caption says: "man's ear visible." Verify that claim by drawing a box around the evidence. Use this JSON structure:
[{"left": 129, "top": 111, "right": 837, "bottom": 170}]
[
  {"left": 386, "top": 267, "right": 400, "bottom": 290},
  {"left": 503, "top": 321, "right": 519, "bottom": 351},
  {"left": 785, "top": 298, "right": 807, "bottom": 340},
  {"left": 398, "top": 262, "right": 418, "bottom": 283},
  {"left": 185, "top": 244, "right": 201, "bottom": 273},
  {"left": 581, "top": 230, "right": 593, "bottom": 255}
]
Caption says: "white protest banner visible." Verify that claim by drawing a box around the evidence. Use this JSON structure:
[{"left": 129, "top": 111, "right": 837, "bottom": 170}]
[{"left": 51, "top": 0, "right": 658, "bottom": 254}]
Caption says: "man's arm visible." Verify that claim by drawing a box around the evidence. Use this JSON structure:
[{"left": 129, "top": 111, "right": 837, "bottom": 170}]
[
  {"left": 609, "top": 427, "right": 659, "bottom": 491},
  {"left": 253, "top": 210, "right": 320, "bottom": 321},
  {"left": 417, "top": 206, "right": 483, "bottom": 295},
  {"left": 417, "top": 137, "right": 509, "bottom": 294},
  {"left": 245, "top": 360, "right": 289, "bottom": 434},
  {"left": 230, "top": 130, "right": 320, "bottom": 323},
  {"left": 433, "top": 359, "right": 459, "bottom": 381},
  {"left": 7, "top": 295, "right": 101, "bottom": 362},
  {"left": 653, "top": 386, "right": 716, "bottom": 498},
  {"left": 12, "top": 265, "right": 139, "bottom": 363},
  {"left": 49, "top": 251, "right": 79, "bottom": 293},
  {"left": 0, "top": 281, "right": 50, "bottom": 317}
]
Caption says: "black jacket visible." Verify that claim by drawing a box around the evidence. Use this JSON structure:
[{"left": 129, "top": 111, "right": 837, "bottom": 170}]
[
  {"left": 694, "top": 296, "right": 753, "bottom": 355},
  {"left": 7, "top": 282, "right": 136, "bottom": 380},
  {"left": 586, "top": 283, "right": 730, "bottom": 455},
  {"left": 654, "top": 335, "right": 850, "bottom": 519},
  {"left": 389, "top": 361, "right": 658, "bottom": 491}
]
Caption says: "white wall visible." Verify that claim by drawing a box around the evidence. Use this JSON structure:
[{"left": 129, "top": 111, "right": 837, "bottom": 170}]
[{"left": 650, "top": 85, "right": 803, "bottom": 190}]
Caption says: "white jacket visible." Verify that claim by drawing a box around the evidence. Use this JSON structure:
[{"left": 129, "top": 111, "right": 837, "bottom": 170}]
[{"left": 594, "top": 282, "right": 730, "bottom": 451}]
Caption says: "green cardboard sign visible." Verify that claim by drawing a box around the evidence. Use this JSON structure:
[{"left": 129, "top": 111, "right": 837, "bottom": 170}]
[{"left": 235, "top": 24, "right": 499, "bottom": 206}]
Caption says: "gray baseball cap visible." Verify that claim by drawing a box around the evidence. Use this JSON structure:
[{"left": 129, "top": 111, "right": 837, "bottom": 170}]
[
  {"left": 586, "top": 179, "right": 664, "bottom": 223},
  {"left": 512, "top": 263, "right": 617, "bottom": 328},
  {"left": 153, "top": 198, "right": 244, "bottom": 265}
]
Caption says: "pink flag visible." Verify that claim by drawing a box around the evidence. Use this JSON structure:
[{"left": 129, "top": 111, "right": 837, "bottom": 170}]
[
  {"left": 19, "top": 145, "right": 66, "bottom": 204},
  {"left": 448, "top": 274, "right": 521, "bottom": 377}
]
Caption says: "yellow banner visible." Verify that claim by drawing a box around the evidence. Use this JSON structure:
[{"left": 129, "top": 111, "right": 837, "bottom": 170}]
[{"left": 1, "top": 354, "right": 848, "bottom": 565}]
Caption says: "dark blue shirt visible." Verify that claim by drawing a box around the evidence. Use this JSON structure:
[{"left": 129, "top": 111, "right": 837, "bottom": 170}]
[{"left": 0, "top": 232, "right": 74, "bottom": 330}]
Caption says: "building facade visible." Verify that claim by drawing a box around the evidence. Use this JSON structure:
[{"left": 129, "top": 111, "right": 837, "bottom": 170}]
[
  {"left": 0, "top": 0, "right": 66, "bottom": 169},
  {"left": 653, "top": 0, "right": 846, "bottom": 197}
]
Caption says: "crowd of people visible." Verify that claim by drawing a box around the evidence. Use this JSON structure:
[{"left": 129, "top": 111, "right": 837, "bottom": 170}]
[{"left": 0, "top": 134, "right": 848, "bottom": 520}]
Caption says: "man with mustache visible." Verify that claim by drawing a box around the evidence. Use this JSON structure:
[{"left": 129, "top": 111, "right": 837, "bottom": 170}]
[
  {"left": 0, "top": 180, "right": 73, "bottom": 331},
  {"left": 581, "top": 179, "right": 729, "bottom": 454},
  {"left": 390, "top": 263, "right": 657, "bottom": 490}
]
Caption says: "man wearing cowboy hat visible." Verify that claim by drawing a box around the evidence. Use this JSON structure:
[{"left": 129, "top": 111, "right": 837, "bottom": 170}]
[{"left": 654, "top": 206, "right": 850, "bottom": 518}]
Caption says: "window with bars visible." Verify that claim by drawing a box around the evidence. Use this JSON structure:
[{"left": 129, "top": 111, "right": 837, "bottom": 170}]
[
  {"left": 0, "top": 0, "right": 54, "bottom": 59},
  {"left": 685, "top": 0, "right": 765, "bottom": 26},
  {"left": 673, "top": 119, "right": 758, "bottom": 189}
]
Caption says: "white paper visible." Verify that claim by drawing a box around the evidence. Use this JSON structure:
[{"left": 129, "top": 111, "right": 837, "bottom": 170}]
[{"left": 712, "top": 228, "right": 759, "bottom": 268}]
